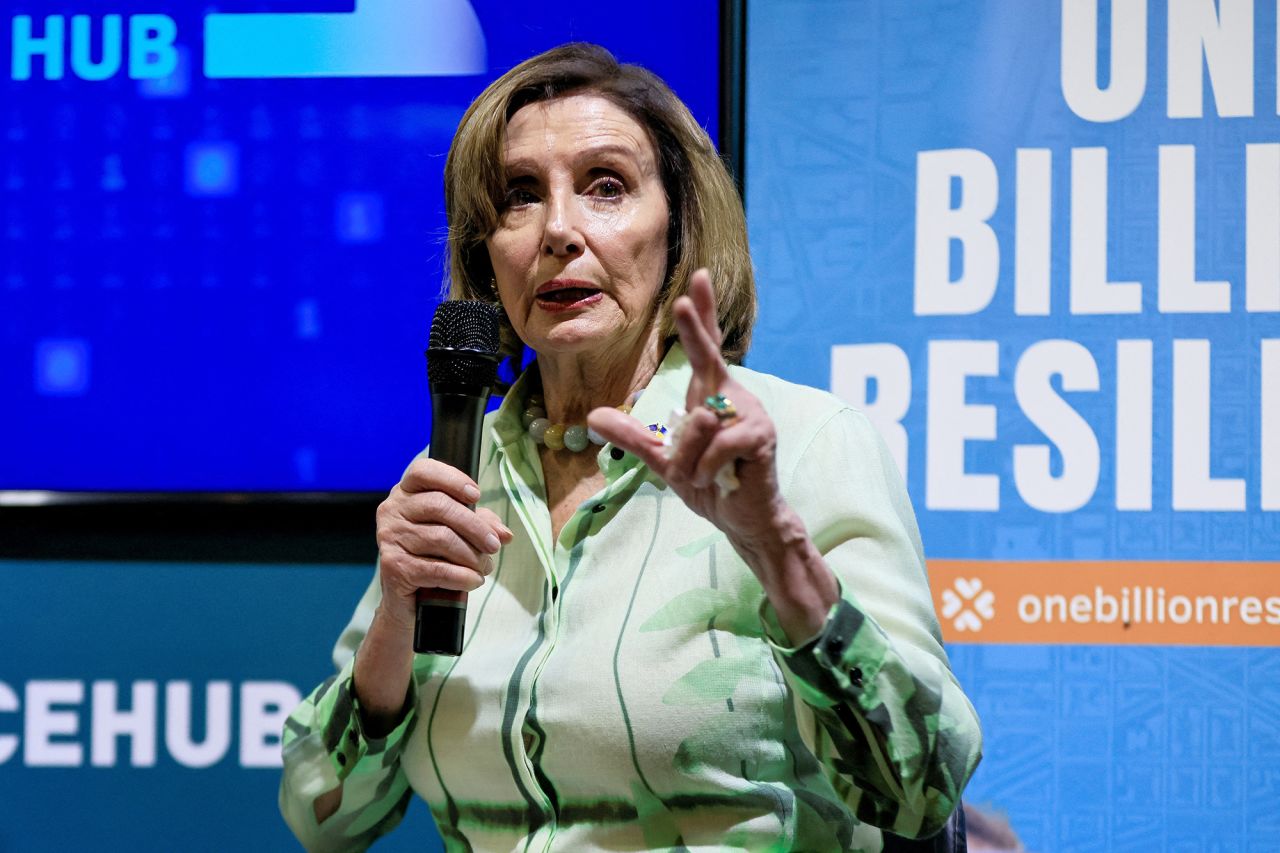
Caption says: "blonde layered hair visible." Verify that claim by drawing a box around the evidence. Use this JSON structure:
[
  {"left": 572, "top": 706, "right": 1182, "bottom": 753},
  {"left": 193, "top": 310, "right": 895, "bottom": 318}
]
[{"left": 444, "top": 43, "right": 756, "bottom": 364}]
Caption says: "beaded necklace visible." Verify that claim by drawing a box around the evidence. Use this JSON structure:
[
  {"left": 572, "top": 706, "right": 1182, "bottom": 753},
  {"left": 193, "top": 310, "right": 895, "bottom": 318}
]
[{"left": 524, "top": 388, "right": 647, "bottom": 452}]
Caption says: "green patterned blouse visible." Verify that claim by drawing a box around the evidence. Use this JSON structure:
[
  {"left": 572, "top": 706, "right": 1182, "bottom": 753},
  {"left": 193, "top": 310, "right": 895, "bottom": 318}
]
[{"left": 279, "top": 344, "right": 982, "bottom": 852}]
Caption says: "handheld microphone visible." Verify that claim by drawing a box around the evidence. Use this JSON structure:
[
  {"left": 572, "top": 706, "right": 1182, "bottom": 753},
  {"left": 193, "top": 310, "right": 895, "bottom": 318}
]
[{"left": 414, "top": 300, "right": 501, "bottom": 656}]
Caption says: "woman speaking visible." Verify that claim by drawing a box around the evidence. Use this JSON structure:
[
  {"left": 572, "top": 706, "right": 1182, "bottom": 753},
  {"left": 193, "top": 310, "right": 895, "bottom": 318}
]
[{"left": 280, "top": 43, "right": 981, "bottom": 852}]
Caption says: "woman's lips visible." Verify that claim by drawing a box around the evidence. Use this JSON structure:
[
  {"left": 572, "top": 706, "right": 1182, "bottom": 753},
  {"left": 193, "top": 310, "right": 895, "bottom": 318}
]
[
  {"left": 535, "top": 288, "right": 603, "bottom": 312},
  {"left": 534, "top": 280, "right": 602, "bottom": 312}
]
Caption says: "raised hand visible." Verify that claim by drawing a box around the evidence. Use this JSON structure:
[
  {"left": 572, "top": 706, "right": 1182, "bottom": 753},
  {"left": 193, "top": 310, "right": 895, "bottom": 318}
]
[
  {"left": 590, "top": 270, "right": 839, "bottom": 642},
  {"left": 587, "top": 269, "right": 788, "bottom": 550}
]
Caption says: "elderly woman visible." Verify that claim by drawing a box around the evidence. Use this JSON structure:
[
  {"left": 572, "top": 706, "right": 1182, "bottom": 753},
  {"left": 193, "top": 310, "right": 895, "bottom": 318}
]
[{"left": 280, "top": 43, "right": 981, "bottom": 852}]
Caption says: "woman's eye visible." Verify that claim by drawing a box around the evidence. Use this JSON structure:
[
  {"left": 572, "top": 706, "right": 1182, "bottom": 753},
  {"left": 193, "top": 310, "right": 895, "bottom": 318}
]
[
  {"left": 593, "top": 178, "right": 624, "bottom": 199},
  {"left": 504, "top": 187, "right": 538, "bottom": 207}
]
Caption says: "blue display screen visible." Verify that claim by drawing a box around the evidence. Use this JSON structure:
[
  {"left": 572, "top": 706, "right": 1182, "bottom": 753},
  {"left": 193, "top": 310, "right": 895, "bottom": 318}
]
[{"left": 1, "top": 1, "right": 719, "bottom": 492}]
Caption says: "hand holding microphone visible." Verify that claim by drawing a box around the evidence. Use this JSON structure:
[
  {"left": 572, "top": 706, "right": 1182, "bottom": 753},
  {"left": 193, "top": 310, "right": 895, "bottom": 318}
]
[
  {"left": 350, "top": 302, "right": 505, "bottom": 746},
  {"left": 374, "top": 301, "right": 508, "bottom": 656},
  {"left": 373, "top": 457, "right": 511, "bottom": 645}
]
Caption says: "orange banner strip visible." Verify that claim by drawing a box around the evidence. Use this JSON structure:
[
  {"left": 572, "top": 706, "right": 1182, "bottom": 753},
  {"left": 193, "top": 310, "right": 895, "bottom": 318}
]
[{"left": 927, "top": 560, "right": 1280, "bottom": 647}]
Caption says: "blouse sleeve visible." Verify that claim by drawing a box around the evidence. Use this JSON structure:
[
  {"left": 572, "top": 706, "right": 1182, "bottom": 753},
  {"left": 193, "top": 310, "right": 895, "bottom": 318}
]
[
  {"left": 278, "top": 569, "right": 421, "bottom": 852},
  {"left": 760, "top": 406, "right": 983, "bottom": 839}
]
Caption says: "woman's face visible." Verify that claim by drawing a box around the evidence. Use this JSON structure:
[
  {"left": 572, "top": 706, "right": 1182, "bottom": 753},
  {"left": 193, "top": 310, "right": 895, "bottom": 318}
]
[{"left": 485, "top": 93, "right": 670, "bottom": 362}]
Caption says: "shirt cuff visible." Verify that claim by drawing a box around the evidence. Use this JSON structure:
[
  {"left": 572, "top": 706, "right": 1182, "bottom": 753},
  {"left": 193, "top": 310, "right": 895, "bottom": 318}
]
[
  {"left": 759, "top": 592, "right": 891, "bottom": 710},
  {"left": 325, "top": 676, "right": 418, "bottom": 783}
]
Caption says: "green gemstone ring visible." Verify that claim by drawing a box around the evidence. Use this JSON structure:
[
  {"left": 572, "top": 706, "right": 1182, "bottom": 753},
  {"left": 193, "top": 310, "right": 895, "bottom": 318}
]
[{"left": 704, "top": 394, "right": 738, "bottom": 420}]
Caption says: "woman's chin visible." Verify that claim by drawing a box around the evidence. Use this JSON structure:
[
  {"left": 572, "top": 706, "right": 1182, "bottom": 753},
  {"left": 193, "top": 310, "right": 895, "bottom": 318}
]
[{"left": 527, "top": 315, "right": 640, "bottom": 360}]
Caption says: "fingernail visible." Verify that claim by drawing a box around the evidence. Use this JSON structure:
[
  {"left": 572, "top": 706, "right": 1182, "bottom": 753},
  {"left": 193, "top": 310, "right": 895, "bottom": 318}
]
[
  {"left": 500, "top": 524, "right": 514, "bottom": 538},
  {"left": 463, "top": 484, "right": 481, "bottom": 502},
  {"left": 485, "top": 533, "right": 501, "bottom": 553}
]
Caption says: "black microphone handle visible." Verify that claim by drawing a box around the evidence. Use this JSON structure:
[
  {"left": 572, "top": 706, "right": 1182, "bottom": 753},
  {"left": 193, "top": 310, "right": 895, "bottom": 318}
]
[{"left": 413, "top": 389, "right": 489, "bottom": 655}]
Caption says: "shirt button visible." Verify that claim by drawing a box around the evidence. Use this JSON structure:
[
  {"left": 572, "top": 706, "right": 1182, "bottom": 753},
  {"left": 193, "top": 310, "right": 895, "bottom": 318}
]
[
  {"left": 592, "top": 503, "right": 606, "bottom": 513},
  {"left": 848, "top": 667, "right": 864, "bottom": 688},
  {"left": 610, "top": 447, "right": 625, "bottom": 461}
]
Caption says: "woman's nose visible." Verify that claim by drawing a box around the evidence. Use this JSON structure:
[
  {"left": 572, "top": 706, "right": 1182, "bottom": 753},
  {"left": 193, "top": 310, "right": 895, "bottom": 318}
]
[{"left": 542, "top": 192, "right": 583, "bottom": 257}]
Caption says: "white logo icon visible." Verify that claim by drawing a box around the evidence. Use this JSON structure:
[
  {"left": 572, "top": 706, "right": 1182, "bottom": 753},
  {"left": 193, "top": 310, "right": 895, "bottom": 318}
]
[{"left": 941, "top": 578, "right": 995, "bottom": 632}]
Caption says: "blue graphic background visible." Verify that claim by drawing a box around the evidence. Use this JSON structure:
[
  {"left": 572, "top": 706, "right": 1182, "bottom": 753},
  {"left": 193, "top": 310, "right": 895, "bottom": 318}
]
[
  {"left": 0, "top": 559, "right": 447, "bottom": 852},
  {"left": 745, "top": 2, "right": 1279, "bottom": 849},
  {"left": 1, "top": 0, "right": 718, "bottom": 492},
  {"left": 948, "top": 643, "right": 1280, "bottom": 851}
]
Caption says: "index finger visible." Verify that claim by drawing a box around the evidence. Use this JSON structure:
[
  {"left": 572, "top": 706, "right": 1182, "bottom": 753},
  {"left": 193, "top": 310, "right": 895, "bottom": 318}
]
[
  {"left": 400, "top": 457, "right": 482, "bottom": 504},
  {"left": 689, "top": 268, "right": 723, "bottom": 350},
  {"left": 675, "top": 269, "right": 729, "bottom": 388}
]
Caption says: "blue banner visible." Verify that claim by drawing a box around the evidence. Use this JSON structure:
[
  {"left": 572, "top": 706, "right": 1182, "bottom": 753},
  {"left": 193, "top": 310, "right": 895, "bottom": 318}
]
[
  {"left": 745, "top": 1, "right": 1279, "bottom": 848},
  {"left": 0, "top": 559, "right": 453, "bottom": 851}
]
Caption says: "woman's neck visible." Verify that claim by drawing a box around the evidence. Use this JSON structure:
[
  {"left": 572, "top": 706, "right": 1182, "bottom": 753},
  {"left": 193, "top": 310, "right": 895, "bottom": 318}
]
[{"left": 534, "top": 327, "right": 665, "bottom": 424}]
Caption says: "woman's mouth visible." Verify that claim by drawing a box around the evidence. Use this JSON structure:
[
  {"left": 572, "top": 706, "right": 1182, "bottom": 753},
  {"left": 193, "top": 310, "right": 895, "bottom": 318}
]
[{"left": 535, "top": 281, "right": 603, "bottom": 312}]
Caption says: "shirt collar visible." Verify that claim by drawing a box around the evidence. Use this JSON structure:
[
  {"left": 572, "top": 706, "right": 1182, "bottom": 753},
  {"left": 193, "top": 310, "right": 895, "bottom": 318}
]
[
  {"left": 628, "top": 341, "right": 692, "bottom": 433},
  {"left": 489, "top": 363, "right": 535, "bottom": 451}
]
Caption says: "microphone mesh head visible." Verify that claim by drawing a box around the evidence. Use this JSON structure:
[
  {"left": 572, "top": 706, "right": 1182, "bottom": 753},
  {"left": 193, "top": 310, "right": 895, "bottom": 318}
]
[{"left": 427, "top": 300, "right": 501, "bottom": 389}]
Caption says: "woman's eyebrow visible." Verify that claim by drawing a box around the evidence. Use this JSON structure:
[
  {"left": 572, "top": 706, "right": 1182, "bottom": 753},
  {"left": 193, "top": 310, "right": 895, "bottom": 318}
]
[
  {"left": 573, "top": 141, "right": 645, "bottom": 167},
  {"left": 501, "top": 142, "right": 650, "bottom": 178},
  {"left": 502, "top": 158, "right": 539, "bottom": 179}
]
